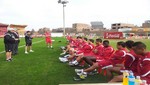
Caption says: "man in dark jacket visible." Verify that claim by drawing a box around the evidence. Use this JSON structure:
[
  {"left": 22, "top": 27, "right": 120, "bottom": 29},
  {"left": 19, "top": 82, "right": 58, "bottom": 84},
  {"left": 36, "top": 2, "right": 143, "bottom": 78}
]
[
  {"left": 12, "top": 28, "right": 20, "bottom": 55},
  {"left": 4, "top": 28, "right": 17, "bottom": 61},
  {"left": 25, "top": 31, "right": 34, "bottom": 54}
]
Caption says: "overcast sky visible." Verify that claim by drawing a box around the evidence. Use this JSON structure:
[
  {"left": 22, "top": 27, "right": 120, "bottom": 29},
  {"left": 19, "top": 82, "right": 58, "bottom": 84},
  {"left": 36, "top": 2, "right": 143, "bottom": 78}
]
[{"left": 0, "top": 0, "right": 150, "bottom": 30}]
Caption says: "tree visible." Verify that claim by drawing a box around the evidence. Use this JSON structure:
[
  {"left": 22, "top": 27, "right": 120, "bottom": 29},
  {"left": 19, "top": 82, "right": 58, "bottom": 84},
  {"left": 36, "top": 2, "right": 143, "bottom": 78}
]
[{"left": 31, "top": 29, "right": 35, "bottom": 35}]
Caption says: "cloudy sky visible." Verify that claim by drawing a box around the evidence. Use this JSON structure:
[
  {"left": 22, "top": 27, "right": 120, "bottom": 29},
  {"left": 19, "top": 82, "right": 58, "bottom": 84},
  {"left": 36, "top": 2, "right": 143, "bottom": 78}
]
[{"left": 0, "top": 0, "right": 150, "bottom": 30}]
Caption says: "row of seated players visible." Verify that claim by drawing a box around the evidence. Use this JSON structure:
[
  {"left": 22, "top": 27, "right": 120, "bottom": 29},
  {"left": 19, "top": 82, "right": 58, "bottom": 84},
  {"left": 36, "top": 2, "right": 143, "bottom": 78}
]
[{"left": 59, "top": 36, "right": 150, "bottom": 84}]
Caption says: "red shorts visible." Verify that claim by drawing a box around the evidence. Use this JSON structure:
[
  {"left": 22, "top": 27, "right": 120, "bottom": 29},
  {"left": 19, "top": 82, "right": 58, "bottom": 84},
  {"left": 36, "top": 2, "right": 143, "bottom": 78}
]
[
  {"left": 89, "top": 52, "right": 100, "bottom": 58},
  {"left": 98, "top": 60, "right": 113, "bottom": 69},
  {"left": 46, "top": 38, "right": 52, "bottom": 43}
]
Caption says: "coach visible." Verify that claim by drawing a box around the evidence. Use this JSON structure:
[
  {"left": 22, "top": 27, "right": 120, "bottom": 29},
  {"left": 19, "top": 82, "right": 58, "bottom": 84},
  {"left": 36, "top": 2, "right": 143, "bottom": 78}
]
[
  {"left": 4, "top": 28, "right": 16, "bottom": 61},
  {"left": 12, "top": 28, "right": 20, "bottom": 55}
]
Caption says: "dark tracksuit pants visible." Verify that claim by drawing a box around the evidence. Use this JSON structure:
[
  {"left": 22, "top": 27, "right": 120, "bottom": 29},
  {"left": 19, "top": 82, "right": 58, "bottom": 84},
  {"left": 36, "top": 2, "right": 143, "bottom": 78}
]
[{"left": 12, "top": 40, "right": 19, "bottom": 55}]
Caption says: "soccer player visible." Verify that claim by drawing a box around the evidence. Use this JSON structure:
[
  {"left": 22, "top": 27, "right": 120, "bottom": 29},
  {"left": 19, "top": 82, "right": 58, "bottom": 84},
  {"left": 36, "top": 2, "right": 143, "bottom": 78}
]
[
  {"left": 69, "top": 39, "right": 95, "bottom": 66},
  {"left": 81, "top": 38, "right": 104, "bottom": 66},
  {"left": 59, "top": 37, "right": 84, "bottom": 62},
  {"left": 108, "top": 40, "right": 138, "bottom": 83},
  {"left": 67, "top": 37, "right": 89, "bottom": 62},
  {"left": 44, "top": 30, "right": 52, "bottom": 48},
  {"left": 71, "top": 38, "right": 103, "bottom": 66},
  {"left": 25, "top": 31, "right": 34, "bottom": 54},
  {"left": 133, "top": 42, "right": 150, "bottom": 84},
  {"left": 74, "top": 40, "right": 115, "bottom": 80},
  {"left": 81, "top": 40, "right": 114, "bottom": 66},
  {"left": 60, "top": 36, "right": 82, "bottom": 56},
  {"left": 4, "top": 28, "right": 16, "bottom": 61}
]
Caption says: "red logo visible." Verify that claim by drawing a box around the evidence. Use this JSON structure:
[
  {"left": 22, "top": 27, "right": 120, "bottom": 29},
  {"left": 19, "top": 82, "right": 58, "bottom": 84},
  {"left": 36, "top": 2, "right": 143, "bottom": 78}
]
[{"left": 104, "top": 32, "right": 123, "bottom": 39}]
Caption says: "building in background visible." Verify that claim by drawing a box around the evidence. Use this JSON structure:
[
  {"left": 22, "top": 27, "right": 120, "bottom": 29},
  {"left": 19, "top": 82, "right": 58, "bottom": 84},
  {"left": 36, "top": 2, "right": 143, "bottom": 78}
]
[
  {"left": 0, "top": 23, "right": 9, "bottom": 37},
  {"left": 142, "top": 20, "right": 150, "bottom": 28},
  {"left": 10, "top": 24, "right": 27, "bottom": 36},
  {"left": 91, "top": 21, "right": 104, "bottom": 29},
  {"left": 72, "top": 23, "right": 91, "bottom": 32},
  {"left": 111, "top": 23, "right": 135, "bottom": 29}
]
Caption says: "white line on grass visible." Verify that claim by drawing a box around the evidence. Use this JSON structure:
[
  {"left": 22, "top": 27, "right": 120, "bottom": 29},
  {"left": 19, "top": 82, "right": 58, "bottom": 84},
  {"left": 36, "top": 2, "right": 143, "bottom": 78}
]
[{"left": 0, "top": 40, "right": 44, "bottom": 54}]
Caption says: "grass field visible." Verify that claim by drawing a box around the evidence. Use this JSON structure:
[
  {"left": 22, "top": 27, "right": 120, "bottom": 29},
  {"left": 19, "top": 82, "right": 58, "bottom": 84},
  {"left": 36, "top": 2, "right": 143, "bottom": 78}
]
[{"left": 0, "top": 37, "right": 150, "bottom": 85}]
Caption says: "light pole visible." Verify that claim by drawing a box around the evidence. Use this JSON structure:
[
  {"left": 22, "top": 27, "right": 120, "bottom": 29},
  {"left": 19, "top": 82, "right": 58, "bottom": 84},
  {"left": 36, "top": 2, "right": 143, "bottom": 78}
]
[{"left": 58, "top": 0, "right": 69, "bottom": 36}]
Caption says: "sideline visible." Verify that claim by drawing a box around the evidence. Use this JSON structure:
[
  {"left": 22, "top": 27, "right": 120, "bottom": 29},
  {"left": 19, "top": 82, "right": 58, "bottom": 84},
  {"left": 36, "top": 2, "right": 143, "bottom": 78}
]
[
  {"left": 59, "top": 83, "right": 122, "bottom": 85},
  {"left": 0, "top": 40, "right": 44, "bottom": 54}
]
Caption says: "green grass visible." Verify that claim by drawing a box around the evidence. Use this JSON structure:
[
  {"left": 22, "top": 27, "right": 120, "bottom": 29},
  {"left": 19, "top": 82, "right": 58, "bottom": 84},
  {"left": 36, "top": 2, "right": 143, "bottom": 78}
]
[{"left": 0, "top": 37, "right": 150, "bottom": 85}]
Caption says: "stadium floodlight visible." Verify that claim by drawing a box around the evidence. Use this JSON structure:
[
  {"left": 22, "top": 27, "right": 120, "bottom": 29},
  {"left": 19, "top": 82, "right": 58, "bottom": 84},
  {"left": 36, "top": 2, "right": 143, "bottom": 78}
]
[
  {"left": 58, "top": 0, "right": 69, "bottom": 36},
  {"left": 58, "top": 0, "right": 61, "bottom": 3}
]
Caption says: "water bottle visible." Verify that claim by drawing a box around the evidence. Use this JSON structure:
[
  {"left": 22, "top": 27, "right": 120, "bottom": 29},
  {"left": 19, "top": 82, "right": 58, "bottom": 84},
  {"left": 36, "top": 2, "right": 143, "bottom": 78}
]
[
  {"left": 135, "top": 76, "right": 142, "bottom": 85},
  {"left": 123, "top": 70, "right": 129, "bottom": 85},
  {"left": 128, "top": 72, "right": 135, "bottom": 85}
]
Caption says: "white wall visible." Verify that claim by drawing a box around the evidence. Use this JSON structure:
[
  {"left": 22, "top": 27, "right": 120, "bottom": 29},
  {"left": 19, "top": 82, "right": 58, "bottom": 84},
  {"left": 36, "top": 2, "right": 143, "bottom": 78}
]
[{"left": 51, "top": 33, "right": 63, "bottom": 37}]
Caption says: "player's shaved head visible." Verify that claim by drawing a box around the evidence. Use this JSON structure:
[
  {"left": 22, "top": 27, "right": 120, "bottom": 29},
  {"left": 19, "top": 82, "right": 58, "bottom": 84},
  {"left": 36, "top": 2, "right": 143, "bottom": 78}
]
[
  {"left": 89, "top": 39, "right": 94, "bottom": 43},
  {"left": 103, "top": 40, "right": 109, "bottom": 47},
  {"left": 83, "top": 37, "right": 88, "bottom": 41},
  {"left": 133, "top": 41, "right": 147, "bottom": 55},
  {"left": 133, "top": 42, "right": 146, "bottom": 49},
  {"left": 117, "top": 41, "right": 126, "bottom": 48},
  {"left": 77, "top": 36, "right": 82, "bottom": 39},
  {"left": 96, "top": 38, "right": 102, "bottom": 43}
]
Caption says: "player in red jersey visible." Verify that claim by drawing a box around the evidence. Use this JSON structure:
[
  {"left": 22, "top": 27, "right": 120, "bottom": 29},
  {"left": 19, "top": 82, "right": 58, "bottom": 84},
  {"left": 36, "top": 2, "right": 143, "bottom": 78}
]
[
  {"left": 107, "top": 40, "right": 136, "bottom": 82},
  {"left": 66, "top": 37, "right": 86, "bottom": 61},
  {"left": 123, "top": 41, "right": 138, "bottom": 75},
  {"left": 82, "top": 40, "right": 114, "bottom": 66},
  {"left": 74, "top": 40, "right": 114, "bottom": 80},
  {"left": 66, "top": 35, "right": 72, "bottom": 42},
  {"left": 71, "top": 38, "right": 103, "bottom": 66},
  {"left": 69, "top": 39, "right": 95, "bottom": 66},
  {"left": 44, "top": 30, "right": 52, "bottom": 48},
  {"left": 89, "top": 38, "right": 104, "bottom": 57},
  {"left": 133, "top": 42, "right": 150, "bottom": 84},
  {"left": 81, "top": 39, "right": 95, "bottom": 56},
  {"left": 60, "top": 36, "right": 82, "bottom": 55},
  {"left": 98, "top": 41, "right": 127, "bottom": 69},
  {"left": 74, "top": 41, "right": 123, "bottom": 75}
]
